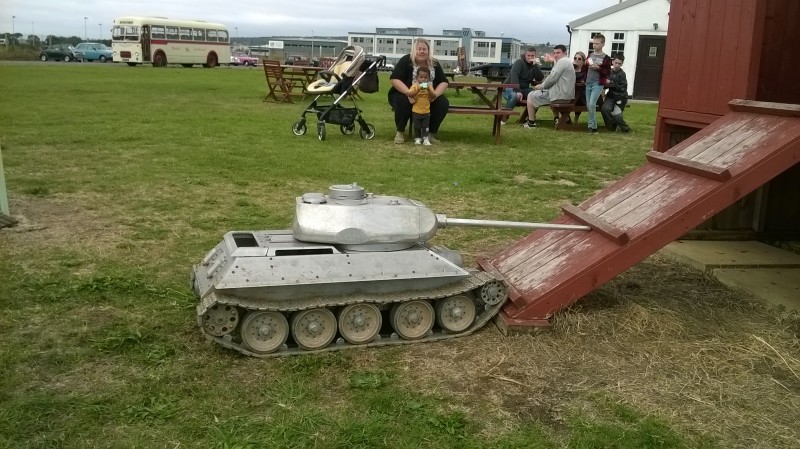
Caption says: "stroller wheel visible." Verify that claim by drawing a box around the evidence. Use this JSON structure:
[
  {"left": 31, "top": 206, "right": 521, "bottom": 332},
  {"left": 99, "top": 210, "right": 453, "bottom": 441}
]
[
  {"left": 359, "top": 124, "right": 376, "bottom": 140},
  {"left": 340, "top": 124, "right": 356, "bottom": 135},
  {"left": 317, "top": 123, "right": 326, "bottom": 141},
  {"left": 292, "top": 121, "right": 307, "bottom": 136}
]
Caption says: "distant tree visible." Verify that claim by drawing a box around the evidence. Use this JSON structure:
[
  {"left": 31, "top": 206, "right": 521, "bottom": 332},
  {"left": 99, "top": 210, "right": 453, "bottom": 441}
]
[{"left": 27, "top": 35, "right": 41, "bottom": 47}]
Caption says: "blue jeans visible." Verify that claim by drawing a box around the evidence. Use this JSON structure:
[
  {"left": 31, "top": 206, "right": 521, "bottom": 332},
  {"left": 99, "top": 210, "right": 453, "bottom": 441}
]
[
  {"left": 585, "top": 81, "right": 603, "bottom": 130},
  {"left": 502, "top": 87, "right": 532, "bottom": 109},
  {"left": 502, "top": 88, "right": 519, "bottom": 109}
]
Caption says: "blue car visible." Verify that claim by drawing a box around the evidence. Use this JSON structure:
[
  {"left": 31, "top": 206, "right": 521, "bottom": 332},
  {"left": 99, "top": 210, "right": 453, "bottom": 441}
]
[{"left": 74, "top": 42, "right": 113, "bottom": 63}]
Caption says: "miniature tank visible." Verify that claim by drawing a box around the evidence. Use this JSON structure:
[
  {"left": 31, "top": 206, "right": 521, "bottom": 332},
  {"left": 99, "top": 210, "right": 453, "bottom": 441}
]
[{"left": 192, "top": 183, "right": 589, "bottom": 357}]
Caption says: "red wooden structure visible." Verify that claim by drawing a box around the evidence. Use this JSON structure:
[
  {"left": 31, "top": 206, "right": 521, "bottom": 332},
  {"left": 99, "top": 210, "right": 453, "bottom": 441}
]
[
  {"left": 655, "top": 0, "right": 800, "bottom": 151},
  {"left": 481, "top": 0, "right": 800, "bottom": 329},
  {"left": 481, "top": 101, "right": 800, "bottom": 327}
]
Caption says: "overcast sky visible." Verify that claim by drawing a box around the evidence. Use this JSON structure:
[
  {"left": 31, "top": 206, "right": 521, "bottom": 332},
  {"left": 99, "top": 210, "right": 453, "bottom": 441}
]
[{"left": 2, "top": 0, "right": 620, "bottom": 43}]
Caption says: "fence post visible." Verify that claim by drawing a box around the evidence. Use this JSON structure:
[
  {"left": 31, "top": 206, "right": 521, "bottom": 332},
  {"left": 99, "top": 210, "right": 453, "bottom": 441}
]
[{"left": 0, "top": 145, "right": 9, "bottom": 215}]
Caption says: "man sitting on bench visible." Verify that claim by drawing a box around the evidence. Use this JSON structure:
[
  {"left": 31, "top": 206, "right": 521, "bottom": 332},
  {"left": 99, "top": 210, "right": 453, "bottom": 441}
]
[
  {"left": 523, "top": 45, "right": 575, "bottom": 129},
  {"left": 500, "top": 47, "right": 544, "bottom": 124}
]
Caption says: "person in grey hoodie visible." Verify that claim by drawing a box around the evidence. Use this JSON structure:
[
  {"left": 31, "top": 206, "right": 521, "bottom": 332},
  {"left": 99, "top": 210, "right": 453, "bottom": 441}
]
[{"left": 523, "top": 44, "right": 575, "bottom": 128}]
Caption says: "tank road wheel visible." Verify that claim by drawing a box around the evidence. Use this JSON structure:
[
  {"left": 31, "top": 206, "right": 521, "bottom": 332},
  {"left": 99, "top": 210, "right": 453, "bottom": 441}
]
[
  {"left": 488, "top": 66, "right": 501, "bottom": 78},
  {"left": 480, "top": 280, "right": 508, "bottom": 306},
  {"left": 292, "top": 121, "right": 307, "bottom": 136},
  {"left": 340, "top": 123, "right": 355, "bottom": 135},
  {"left": 435, "top": 295, "right": 477, "bottom": 333},
  {"left": 240, "top": 311, "right": 289, "bottom": 354},
  {"left": 201, "top": 304, "right": 240, "bottom": 336},
  {"left": 291, "top": 308, "right": 337, "bottom": 350},
  {"left": 338, "top": 303, "right": 381, "bottom": 344},
  {"left": 390, "top": 301, "right": 434, "bottom": 340},
  {"left": 359, "top": 124, "right": 376, "bottom": 140}
]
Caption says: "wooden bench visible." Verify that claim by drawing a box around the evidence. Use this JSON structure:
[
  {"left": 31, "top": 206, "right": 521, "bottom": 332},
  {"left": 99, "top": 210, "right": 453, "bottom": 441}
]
[{"left": 448, "top": 106, "right": 516, "bottom": 144}]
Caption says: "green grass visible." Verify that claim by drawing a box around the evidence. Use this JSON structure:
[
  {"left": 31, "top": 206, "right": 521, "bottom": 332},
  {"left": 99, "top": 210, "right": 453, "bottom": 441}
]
[{"left": 0, "top": 63, "right": 796, "bottom": 449}]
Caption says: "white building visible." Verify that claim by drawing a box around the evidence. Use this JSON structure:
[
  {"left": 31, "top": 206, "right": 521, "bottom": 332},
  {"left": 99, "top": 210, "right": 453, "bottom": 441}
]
[
  {"left": 347, "top": 27, "right": 525, "bottom": 71},
  {"left": 568, "top": 0, "right": 670, "bottom": 99}
]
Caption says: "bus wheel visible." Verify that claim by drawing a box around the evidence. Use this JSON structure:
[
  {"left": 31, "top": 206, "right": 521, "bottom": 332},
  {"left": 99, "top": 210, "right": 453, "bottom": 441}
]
[
  {"left": 204, "top": 53, "right": 218, "bottom": 68},
  {"left": 126, "top": 62, "right": 138, "bottom": 67},
  {"left": 153, "top": 52, "right": 167, "bottom": 67}
]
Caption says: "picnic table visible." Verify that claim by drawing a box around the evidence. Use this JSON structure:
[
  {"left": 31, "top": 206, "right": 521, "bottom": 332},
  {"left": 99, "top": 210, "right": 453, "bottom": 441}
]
[{"left": 447, "top": 82, "right": 517, "bottom": 144}]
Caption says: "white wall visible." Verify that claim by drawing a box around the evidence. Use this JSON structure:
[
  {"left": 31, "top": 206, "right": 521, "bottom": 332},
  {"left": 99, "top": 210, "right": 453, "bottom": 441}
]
[{"left": 569, "top": 0, "right": 670, "bottom": 97}]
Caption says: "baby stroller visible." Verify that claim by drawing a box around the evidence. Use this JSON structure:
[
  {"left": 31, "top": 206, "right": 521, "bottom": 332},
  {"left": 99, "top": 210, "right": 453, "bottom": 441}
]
[{"left": 291, "top": 46, "right": 385, "bottom": 141}]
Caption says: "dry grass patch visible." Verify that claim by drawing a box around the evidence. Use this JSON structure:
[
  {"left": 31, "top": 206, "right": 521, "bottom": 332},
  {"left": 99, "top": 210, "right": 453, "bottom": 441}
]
[{"left": 395, "top": 255, "right": 800, "bottom": 448}]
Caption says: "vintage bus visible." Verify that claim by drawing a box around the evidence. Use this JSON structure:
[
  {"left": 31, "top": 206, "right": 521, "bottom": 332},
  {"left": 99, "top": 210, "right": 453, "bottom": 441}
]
[{"left": 111, "top": 16, "right": 231, "bottom": 67}]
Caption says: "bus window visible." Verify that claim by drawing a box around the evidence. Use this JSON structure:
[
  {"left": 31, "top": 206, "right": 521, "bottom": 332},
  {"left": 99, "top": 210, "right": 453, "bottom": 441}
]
[
  {"left": 218, "top": 30, "right": 229, "bottom": 43},
  {"left": 125, "top": 26, "right": 139, "bottom": 41},
  {"left": 193, "top": 29, "right": 205, "bottom": 41},
  {"left": 207, "top": 29, "right": 218, "bottom": 42},
  {"left": 179, "top": 27, "right": 191, "bottom": 40},
  {"left": 166, "top": 26, "right": 179, "bottom": 40},
  {"left": 151, "top": 26, "right": 165, "bottom": 39}
]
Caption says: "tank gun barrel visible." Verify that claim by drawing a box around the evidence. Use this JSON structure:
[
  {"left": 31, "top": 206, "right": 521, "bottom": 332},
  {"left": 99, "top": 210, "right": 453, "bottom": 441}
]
[{"left": 436, "top": 215, "right": 591, "bottom": 232}]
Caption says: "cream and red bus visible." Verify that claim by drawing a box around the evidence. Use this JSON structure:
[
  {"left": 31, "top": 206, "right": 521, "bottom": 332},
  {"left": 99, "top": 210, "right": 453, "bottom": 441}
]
[{"left": 111, "top": 16, "right": 231, "bottom": 67}]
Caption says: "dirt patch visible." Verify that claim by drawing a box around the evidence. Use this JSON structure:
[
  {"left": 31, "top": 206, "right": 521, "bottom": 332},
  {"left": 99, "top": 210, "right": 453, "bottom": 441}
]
[{"left": 395, "top": 255, "right": 800, "bottom": 448}]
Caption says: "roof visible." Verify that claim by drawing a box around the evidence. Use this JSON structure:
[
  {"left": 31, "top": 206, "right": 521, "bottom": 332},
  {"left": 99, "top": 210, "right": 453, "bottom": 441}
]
[{"left": 569, "top": 0, "right": 653, "bottom": 28}]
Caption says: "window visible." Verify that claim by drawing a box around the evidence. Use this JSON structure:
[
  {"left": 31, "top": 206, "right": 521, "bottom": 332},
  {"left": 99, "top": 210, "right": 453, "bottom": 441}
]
[
  {"left": 611, "top": 43, "right": 625, "bottom": 56},
  {"left": 192, "top": 29, "right": 205, "bottom": 41},
  {"left": 218, "top": 30, "right": 228, "bottom": 42},
  {"left": 166, "top": 26, "right": 179, "bottom": 40},
  {"left": 207, "top": 29, "right": 218, "bottom": 41},
  {"left": 151, "top": 26, "right": 165, "bottom": 39},
  {"left": 179, "top": 27, "right": 191, "bottom": 40},
  {"left": 614, "top": 32, "right": 625, "bottom": 40}
]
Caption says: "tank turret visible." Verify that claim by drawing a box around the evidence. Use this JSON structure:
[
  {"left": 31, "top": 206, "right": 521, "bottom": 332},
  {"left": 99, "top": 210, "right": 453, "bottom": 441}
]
[
  {"left": 192, "top": 183, "right": 590, "bottom": 357},
  {"left": 293, "top": 182, "right": 589, "bottom": 251}
]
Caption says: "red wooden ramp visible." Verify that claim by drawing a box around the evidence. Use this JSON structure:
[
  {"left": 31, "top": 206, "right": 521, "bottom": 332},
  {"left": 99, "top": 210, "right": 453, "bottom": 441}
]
[{"left": 478, "top": 100, "right": 800, "bottom": 329}]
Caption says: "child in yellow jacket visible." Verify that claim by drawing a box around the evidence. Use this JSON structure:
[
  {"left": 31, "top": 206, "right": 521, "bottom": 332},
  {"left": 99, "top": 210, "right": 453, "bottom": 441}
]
[{"left": 406, "top": 67, "right": 434, "bottom": 145}]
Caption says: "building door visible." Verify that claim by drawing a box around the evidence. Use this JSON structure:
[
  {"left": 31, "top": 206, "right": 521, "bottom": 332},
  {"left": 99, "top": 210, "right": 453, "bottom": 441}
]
[{"left": 633, "top": 36, "right": 666, "bottom": 100}]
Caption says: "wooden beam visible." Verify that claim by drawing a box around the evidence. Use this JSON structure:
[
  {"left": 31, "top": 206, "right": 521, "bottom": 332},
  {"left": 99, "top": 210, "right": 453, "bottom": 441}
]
[
  {"left": 646, "top": 151, "right": 732, "bottom": 181},
  {"left": 561, "top": 204, "right": 629, "bottom": 245},
  {"left": 728, "top": 99, "right": 800, "bottom": 117}
]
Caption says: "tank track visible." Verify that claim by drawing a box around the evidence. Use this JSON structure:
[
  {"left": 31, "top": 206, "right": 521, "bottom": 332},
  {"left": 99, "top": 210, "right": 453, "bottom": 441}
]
[{"left": 197, "top": 270, "right": 506, "bottom": 357}]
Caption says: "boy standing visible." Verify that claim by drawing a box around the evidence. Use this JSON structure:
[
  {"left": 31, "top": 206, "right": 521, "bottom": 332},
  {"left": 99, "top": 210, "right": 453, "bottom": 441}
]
[
  {"left": 601, "top": 54, "right": 631, "bottom": 133},
  {"left": 585, "top": 34, "right": 612, "bottom": 134},
  {"left": 406, "top": 67, "right": 434, "bottom": 145}
]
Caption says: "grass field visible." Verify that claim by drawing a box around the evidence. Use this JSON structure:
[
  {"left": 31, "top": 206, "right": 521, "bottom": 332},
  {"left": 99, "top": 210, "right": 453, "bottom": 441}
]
[{"left": 0, "top": 62, "right": 798, "bottom": 449}]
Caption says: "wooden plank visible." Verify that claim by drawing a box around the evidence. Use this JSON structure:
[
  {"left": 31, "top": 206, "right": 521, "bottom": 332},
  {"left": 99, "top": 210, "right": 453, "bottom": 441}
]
[
  {"left": 685, "top": 0, "right": 711, "bottom": 113},
  {"left": 511, "top": 235, "right": 620, "bottom": 304},
  {"left": 582, "top": 165, "right": 670, "bottom": 215},
  {"left": 674, "top": 112, "right": 751, "bottom": 161},
  {"left": 646, "top": 151, "right": 732, "bottom": 181},
  {"left": 696, "top": 115, "right": 788, "bottom": 166},
  {"left": 729, "top": 99, "right": 800, "bottom": 117},
  {"left": 598, "top": 174, "right": 679, "bottom": 224},
  {"left": 561, "top": 204, "right": 629, "bottom": 245},
  {"left": 493, "top": 221, "right": 581, "bottom": 273}
]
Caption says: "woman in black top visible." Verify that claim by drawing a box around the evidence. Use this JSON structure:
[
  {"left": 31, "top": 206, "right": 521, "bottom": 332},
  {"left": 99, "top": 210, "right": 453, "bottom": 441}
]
[{"left": 389, "top": 38, "right": 449, "bottom": 144}]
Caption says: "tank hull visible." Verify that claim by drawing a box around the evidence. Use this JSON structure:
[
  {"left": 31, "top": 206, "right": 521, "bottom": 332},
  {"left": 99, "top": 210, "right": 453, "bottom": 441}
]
[{"left": 192, "top": 230, "right": 508, "bottom": 356}]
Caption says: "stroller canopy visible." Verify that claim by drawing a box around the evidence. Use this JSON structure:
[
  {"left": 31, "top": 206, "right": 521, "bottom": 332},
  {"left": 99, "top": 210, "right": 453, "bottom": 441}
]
[{"left": 306, "top": 46, "right": 366, "bottom": 94}]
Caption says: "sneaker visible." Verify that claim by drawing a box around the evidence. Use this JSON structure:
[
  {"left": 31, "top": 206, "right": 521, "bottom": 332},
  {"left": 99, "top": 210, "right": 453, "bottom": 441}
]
[
  {"left": 428, "top": 133, "right": 440, "bottom": 143},
  {"left": 422, "top": 138, "right": 432, "bottom": 146},
  {"left": 414, "top": 138, "right": 422, "bottom": 145},
  {"left": 394, "top": 131, "right": 405, "bottom": 144},
  {"left": 553, "top": 117, "right": 559, "bottom": 127},
  {"left": 523, "top": 120, "right": 537, "bottom": 129},
  {"left": 588, "top": 127, "right": 598, "bottom": 134}
]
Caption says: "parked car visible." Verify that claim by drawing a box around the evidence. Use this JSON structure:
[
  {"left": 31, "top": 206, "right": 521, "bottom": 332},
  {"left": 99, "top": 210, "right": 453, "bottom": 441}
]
[
  {"left": 284, "top": 55, "right": 316, "bottom": 66},
  {"left": 73, "top": 43, "right": 113, "bottom": 62},
  {"left": 39, "top": 44, "right": 81, "bottom": 62},
  {"left": 378, "top": 62, "right": 395, "bottom": 72},
  {"left": 231, "top": 53, "right": 259, "bottom": 66}
]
